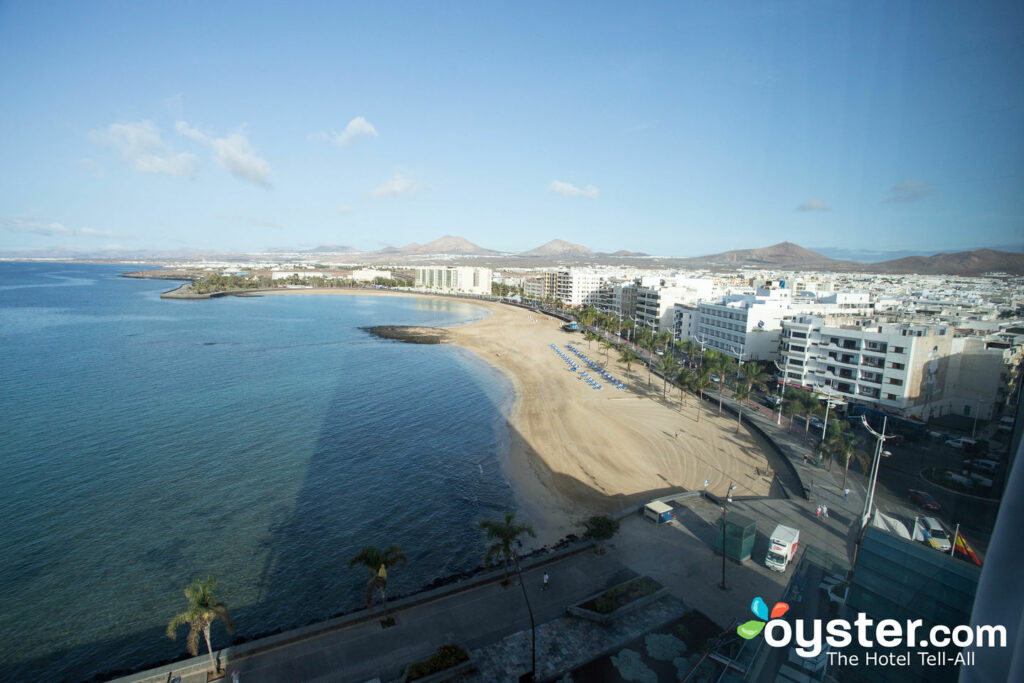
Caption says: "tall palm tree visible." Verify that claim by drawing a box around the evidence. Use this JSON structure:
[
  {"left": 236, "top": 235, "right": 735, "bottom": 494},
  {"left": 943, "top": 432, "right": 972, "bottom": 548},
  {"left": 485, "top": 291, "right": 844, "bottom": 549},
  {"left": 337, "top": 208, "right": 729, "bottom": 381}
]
[
  {"left": 733, "top": 383, "right": 751, "bottom": 433},
  {"left": 743, "top": 363, "right": 769, "bottom": 396},
  {"left": 618, "top": 347, "right": 639, "bottom": 382},
  {"left": 601, "top": 338, "right": 613, "bottom": 364},
  {"left": 691, "top": 367, "right": 712, "bottom": 423},
  {"left": 348, "top": 544, "right": 409, "bottom": 611},
  {"left": 657, "top": 354, "right": 678, "bottom": 398},
  {"left": 708, "top": 353, "right": 733, "bottom": 415},
  {"left": 166, "top": 577, "right": 234, "bottom": 676},
  {"left": 675, "top": 367, "right": 692, "bottom": 410},
  {"left": 641, "top": 336, "right": 657, "bottom": 387},
  {"left": 823, "top": 421, "right": 865, "bottom": 489},
  {"left": 479, "top": 513, "right": 535, "bottom": 584}
]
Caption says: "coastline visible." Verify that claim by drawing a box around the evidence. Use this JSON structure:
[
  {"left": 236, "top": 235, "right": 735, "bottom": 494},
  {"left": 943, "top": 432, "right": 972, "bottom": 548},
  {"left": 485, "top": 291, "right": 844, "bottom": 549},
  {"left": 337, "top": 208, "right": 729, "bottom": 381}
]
[{"left": 259, "top": 288, "right": 773, "bottom": 548}]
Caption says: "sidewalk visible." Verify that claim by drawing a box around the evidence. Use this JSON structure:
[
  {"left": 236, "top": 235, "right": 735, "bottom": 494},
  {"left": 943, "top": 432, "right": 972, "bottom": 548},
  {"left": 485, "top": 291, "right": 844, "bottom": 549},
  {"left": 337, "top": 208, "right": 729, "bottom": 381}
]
[{"left": 117, "top": 549, "right": 634, "bottom": 683}]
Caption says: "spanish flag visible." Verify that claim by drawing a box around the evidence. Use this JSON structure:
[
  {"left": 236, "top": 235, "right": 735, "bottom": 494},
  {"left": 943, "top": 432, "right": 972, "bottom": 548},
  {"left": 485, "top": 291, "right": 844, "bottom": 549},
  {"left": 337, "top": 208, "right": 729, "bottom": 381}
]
[{"left": 953, "top": 531, "right": 982, "bottom": 566}]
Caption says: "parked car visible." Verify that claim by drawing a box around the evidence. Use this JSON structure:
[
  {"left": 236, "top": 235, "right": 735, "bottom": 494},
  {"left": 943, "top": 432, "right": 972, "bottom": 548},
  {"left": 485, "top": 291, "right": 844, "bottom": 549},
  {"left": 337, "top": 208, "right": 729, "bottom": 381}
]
[
  {"left": 809, "top": 417, "right": 824, "bottom": 430},
  {"left": 945, "top": 437, "right": 977, "bottom": 449},
  {"left": 944, "top": 471, "right": 974, "bottom": 488},
  {"left": 907, "top": 489, "right": 941, "bottom": 511},
  {"left": 920, "top": 516, "right": 952, "bottom": 552},
  {"left": 764, "top": 395, "right": 783, "bottom": 408},
  {"left": 962, "top": 471, "right": 994, "bottom": 488},
  {"left": 962, "top": 459, "right": 999, "bottom": 474}
]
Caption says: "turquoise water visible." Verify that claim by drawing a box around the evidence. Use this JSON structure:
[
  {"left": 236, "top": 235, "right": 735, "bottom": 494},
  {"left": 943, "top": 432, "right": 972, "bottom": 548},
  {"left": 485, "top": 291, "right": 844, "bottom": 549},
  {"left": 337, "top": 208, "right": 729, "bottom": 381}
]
[{"left": 0, "top": 263, "right": 515, "bottom": 681}]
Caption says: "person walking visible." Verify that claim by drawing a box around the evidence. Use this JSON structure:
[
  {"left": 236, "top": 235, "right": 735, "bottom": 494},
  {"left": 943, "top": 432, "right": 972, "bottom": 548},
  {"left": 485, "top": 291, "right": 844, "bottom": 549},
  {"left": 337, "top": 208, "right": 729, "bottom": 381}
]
[
  {"left": 542, "top": 572, "right": 550, "bottom": 591},
  {"left": 822, "top": 504, "right": 829, "bottom": 519},
  {"left": 232, "top": 670, "right": 240, "bottom": 683},
  {"left": 816, "top": 505, "right": 822, "bottom": 519},
  {"left": 843, "top": 488, "right": 850, "bottom": 500}
]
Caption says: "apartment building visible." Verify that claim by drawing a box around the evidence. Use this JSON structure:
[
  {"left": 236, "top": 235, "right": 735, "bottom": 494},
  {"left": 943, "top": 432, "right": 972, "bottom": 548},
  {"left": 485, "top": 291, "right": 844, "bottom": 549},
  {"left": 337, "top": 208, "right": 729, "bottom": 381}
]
[
  {"left": 597, "top": 282, "right": 637, "bottom": 320},
  {"left": 524, "top": 272, "right": 557, "bottom": 301},
  {"left": 414, "top": 266, "right": 492, "bottom": 295},
  {"left": 555, "top": 268, "right": 605, "bottom": 307},
  {"left": 673, "top": 303, "right": 699, "bottom": 342},
  {"left": 780, "top": 316, "right": 956, "bottom": 420}
]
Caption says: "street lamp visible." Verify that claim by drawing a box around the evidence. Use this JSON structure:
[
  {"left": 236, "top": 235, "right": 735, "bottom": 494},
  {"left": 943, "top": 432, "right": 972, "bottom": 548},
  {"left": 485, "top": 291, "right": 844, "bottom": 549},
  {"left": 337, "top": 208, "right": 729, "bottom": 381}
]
[
  {"left": 819, "top": 382, "right": 836, "bottom": 442},
  {"left": 773, "top": 353, "right": 791, "bottom": 425},
  {"left": 719, "top": 482, "right": 736, "bottom": 590},
  {"left": 860, "top": 415, "right": 893, "bottom": 528}
]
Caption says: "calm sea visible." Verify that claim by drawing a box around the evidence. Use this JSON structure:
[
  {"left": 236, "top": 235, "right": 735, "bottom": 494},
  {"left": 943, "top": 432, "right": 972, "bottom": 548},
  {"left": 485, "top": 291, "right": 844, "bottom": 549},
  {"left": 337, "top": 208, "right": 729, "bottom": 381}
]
[{"left": 0, "top": 262, "right": 515, "bottom": 681}]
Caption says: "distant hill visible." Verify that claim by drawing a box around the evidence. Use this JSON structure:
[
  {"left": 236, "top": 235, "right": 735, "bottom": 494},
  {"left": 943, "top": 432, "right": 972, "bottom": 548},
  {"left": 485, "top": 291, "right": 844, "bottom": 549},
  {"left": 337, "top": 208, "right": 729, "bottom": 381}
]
[
  {"left": 606, "top": 249, "right": 649, "bottom": 257},
  {"left": 871, "top": 249, "right": 1024, "bottom": 276},
  {"left": 685, "top": 241, "right": 846, "bottom": 269},
  {"left": 520, "top": 239, "right": 594, "bottom": 258},
  {"left": 301, "top": 245, "right": 361, "bottom": 254},
  {"left": 412, "top": 235, "right": 499, "bottom": 255}
]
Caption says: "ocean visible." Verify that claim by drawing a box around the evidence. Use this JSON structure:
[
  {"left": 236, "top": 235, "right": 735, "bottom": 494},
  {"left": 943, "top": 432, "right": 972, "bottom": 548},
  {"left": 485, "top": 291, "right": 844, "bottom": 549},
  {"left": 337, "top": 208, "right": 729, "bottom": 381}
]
[{"left": 0, "top": 262, "right": 516, "bottom": 681}]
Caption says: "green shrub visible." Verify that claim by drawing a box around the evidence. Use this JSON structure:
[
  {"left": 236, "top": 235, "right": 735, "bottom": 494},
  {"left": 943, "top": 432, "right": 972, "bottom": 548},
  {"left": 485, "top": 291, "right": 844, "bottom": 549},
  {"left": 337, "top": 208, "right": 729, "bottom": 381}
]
[
  {"left": 406, "top": 644, "right": 469, "bottom": 681},
  {"left": 582, "top": 515, "right": 620, "bottom": 543}
]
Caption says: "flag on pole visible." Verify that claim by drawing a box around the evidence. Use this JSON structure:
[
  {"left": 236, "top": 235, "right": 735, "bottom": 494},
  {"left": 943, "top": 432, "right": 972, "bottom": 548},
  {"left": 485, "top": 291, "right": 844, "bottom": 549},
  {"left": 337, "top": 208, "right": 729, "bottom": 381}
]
[{"left": 954, "top": 532, "right": 983, "bottom": 566}]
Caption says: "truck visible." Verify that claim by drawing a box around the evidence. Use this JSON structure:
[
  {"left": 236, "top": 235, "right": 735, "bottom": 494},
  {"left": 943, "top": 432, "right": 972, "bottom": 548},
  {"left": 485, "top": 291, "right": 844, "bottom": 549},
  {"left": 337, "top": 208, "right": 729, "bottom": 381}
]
[{"left": 766, "top": 524, "right": 800, "bottom": 572}]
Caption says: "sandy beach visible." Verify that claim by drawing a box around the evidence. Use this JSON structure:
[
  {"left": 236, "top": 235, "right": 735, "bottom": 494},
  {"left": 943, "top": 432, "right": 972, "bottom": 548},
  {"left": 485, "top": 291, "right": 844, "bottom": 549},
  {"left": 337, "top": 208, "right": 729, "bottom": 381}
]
[{"left": 264, "top": 289, "right": 772, "bottom": 546}]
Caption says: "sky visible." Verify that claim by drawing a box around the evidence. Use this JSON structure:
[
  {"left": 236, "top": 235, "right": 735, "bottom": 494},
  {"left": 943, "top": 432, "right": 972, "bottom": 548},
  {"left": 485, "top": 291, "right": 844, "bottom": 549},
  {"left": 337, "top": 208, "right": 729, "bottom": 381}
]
[{"left": 1, "top": 1, "right": 1022, "bottom": 257}]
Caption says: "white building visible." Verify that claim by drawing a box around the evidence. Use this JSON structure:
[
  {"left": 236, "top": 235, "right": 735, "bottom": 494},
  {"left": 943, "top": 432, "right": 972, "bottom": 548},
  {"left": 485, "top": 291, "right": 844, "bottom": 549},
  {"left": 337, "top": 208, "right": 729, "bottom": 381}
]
[
  {"left": 555, "top": 269, "right": 605, "bottom": 307},
  {"left": 695, "top": 288, "right": 796, "bottom": 361},
  {"left": 780, "top": 315, "right": 956, "bottom": 420},
  {"left": 673, "top": 304, "right": 699, "bottom": 342},
  {"left": 350, "top": 269, "right": 393, "bottom": 282},
  {"left": 414, "top": 266, "right": 492, "bottom": 295}
]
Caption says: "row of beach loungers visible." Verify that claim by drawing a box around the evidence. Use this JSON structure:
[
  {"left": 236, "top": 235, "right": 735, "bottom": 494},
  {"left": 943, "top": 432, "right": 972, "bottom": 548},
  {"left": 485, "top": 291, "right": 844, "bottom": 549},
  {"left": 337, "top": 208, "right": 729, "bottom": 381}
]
[
  {"left": 549, "top": 344, "right": 602, "bottom": 390},
  {"left": 565, "top": 345, "right": 626, "bottom": 390}
]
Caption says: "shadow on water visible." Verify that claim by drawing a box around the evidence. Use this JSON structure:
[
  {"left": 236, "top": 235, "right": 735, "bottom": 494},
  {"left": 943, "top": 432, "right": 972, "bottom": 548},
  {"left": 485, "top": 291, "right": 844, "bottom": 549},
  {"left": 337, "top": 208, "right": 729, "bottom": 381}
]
[{"left": 6, "top": 305, "right": 791, "bottom": 682}]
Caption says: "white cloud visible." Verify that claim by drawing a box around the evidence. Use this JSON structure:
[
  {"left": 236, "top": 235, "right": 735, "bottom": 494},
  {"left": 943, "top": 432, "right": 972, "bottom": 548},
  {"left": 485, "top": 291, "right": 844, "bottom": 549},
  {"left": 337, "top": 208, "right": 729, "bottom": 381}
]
[
  {"left": 89, "top": 120, "right": 196, "bottom": 177},
  {"left": 884, "top": 180, "right": 931, "bottom": 203},
  {"left": 1, "top": 216, "right": 128, "bottom": 239},
  {"left": 549, "top": 180, "right": 599, "bottom": 199},
  {"left": 176, "top": 121, "right": 272, "bottom": 187},
  {"left": 340, "top": 205, "right": 354, "bottom": 214},
  {"left": 312, "top": 116, "right": 379, "bottom": 147},
  {"left": 371, "top": 173, "right": 419, "bottom": 198},
  {"left": 337, "top": 116, "right": 378, "bottom": 145},
  {"left": 796, "top": 198, "right": 831, "bottom": 212}
]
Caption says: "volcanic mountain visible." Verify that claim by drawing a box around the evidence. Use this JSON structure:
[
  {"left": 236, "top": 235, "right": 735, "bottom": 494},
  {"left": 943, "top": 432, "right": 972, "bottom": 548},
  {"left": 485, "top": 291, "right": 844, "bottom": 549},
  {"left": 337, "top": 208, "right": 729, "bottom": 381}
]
[{"left": 519, "top": 239, "right": 594, "bottom": 258}]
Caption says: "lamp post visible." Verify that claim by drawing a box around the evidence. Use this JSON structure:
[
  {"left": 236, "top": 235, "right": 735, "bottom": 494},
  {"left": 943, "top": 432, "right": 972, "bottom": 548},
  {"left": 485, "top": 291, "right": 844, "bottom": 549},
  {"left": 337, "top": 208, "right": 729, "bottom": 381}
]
[
  {"left": 774, "top": 353, "right": 791, "bottom": 425},
  {"left": 819, "top": 381, "right": 835, "bottom": 442},
  {"left": 971, "top": 395, "right": 982, "bottom": 439},
  {"left": 512, "top": 551, "right": 536, "bottom": 682},
  {"left": 719, "top": 482, "right": 736, "bottom": 590},
  {"left": 860, "top": 415, "right": 892, "bottom": 528}
]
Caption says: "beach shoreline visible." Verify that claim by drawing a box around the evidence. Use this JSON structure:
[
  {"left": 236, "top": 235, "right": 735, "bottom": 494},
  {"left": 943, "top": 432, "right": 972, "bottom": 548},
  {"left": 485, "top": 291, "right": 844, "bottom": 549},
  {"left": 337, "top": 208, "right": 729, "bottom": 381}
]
[{"left": 259, "top": 288, "right": 773, "bottom": 549}]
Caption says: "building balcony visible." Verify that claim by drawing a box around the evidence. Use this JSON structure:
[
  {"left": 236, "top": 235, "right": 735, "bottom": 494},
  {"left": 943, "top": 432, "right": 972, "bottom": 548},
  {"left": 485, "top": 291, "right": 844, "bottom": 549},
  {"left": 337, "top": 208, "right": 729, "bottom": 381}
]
[{"left": 861, "top": 358, "right": 884, "bottom": 369}]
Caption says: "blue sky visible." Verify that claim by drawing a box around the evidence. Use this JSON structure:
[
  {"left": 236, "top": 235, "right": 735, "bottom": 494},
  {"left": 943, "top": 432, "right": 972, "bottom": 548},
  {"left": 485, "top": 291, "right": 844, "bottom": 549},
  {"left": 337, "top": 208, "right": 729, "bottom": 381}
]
[{"left": 1, "top": 1, "right": 1021, "bottom": 257}]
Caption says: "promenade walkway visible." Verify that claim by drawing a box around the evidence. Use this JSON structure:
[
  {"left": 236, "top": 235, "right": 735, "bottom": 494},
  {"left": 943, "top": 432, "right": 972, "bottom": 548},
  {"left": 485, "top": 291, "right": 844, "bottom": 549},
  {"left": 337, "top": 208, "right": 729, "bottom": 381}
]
[{"left": 117, "top": 549, "right": 633, "bottom": 683}]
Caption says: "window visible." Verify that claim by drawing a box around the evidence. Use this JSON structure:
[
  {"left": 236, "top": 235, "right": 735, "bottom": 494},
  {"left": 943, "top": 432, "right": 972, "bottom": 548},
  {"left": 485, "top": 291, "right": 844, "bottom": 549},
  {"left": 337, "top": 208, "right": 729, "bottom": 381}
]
[
  {"left": 887, "top": 378, "right": 903, "bottom": 386},
  {"left": 885, "top": 393, "right": 898, "bottom": 400},
  {"left": 890, "top": 362, "right": 905, "bottom": 370},
  {"left": 893, "top": 346, "right": 905, "bottom": 353}
]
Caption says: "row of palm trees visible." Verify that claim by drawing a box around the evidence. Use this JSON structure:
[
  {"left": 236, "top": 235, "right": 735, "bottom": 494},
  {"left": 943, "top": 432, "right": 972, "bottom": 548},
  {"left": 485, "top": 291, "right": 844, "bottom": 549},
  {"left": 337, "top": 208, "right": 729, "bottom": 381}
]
[{"left": 165, "top": 513, "right": 538, "bottom": 676}]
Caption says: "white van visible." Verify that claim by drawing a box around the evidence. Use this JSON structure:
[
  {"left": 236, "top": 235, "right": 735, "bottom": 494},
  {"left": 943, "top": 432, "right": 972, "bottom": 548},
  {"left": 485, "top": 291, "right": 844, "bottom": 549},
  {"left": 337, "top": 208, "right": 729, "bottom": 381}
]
[{"left": 921, "top": 516, "right": 951, "bottom": 552}]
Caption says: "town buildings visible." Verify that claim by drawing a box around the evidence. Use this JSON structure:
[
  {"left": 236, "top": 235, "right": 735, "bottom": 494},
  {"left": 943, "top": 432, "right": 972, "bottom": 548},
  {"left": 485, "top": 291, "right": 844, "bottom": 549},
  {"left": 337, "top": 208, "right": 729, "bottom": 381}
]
[{"left": 413, "top": 266, "right": 492, "bottom": 295}]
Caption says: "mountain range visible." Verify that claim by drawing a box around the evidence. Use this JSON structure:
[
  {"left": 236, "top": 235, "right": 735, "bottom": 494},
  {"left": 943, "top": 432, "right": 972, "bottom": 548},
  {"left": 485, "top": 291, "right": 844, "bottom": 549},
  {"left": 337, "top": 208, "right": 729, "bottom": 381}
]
[{"left": 3, "top": 236, "right": 1021, "bottom": 275}]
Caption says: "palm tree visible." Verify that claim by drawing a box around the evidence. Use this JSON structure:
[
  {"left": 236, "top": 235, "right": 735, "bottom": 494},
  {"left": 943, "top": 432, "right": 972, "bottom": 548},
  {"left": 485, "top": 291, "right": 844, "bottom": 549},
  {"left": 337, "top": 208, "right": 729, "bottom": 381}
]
[
  {"left": 743, "top": 363, "right": 768, "bottom": 395},
  {"left": 348, "top": 544, "right": 409, "bottom": 611},
  {"left": 618, "top": 347, "right": 639, "bottom": 382},
  {"left": 707, "top": 353, "right": 732, "bottom": 415},
  {"left": 640, "top": 336, "right": 657, "bottom": 387},
  {"left": 479, "top": 513, "right": 535, "bottom": 584},
  {"left": 657, "top": 354, "right": 678, "bottom": 398},
  {"left": 166, "top": 577, "right": 234, "bottom": 676},
  {"left": 733, "top": 382, "right": 751, "bottom": 433},
  {"left": 823, "top": 421, "right": 865, "bottom": 489},
  {"left": 601, "top": 338, "right": 613, "bottom": 364},
  {"left": 674, "top": 367, "right": 692, "bottom": 410},
  {"left": 691, "top": 367, "right": 712, "bottom": 423}
]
